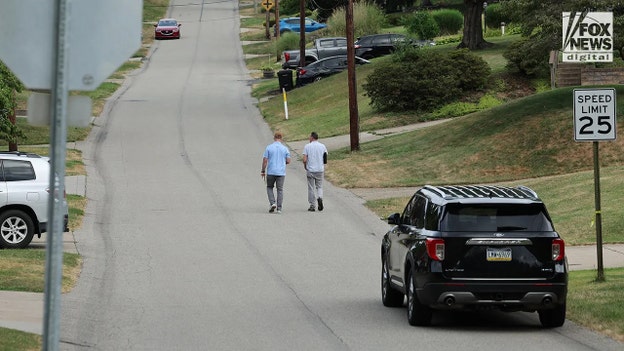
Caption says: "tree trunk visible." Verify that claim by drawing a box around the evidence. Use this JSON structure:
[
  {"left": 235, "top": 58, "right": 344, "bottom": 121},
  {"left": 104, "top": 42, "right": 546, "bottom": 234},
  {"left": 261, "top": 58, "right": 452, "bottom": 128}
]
[
  {"left": 9, "top": 90, "right": 17, "bottom": 152},
  {"left": 421, "top": 0, "right": 433, "bottom": 7},
  {"left": 457, "top": 0, "right": 491, "bottom": 50}
]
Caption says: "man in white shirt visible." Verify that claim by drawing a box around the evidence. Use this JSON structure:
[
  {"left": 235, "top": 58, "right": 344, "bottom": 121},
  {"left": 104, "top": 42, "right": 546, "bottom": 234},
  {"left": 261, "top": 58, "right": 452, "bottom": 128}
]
[{"left": 302, "top": 132, "right": 328, "bottom": 212}]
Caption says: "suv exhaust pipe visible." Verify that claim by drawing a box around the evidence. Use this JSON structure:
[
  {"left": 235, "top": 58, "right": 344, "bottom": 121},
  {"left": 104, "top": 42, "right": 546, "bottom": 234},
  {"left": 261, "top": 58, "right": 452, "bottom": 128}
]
[
  {"left": 542, "top": 296, "right": 553, "bottom": 306},
  {"left": 443, "top": 296, "right": 456, "bottom": 306}
]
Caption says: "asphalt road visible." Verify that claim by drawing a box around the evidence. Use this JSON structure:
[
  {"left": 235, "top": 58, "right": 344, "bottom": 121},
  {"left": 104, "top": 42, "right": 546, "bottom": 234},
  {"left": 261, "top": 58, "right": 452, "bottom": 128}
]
[{"left": 56, "top": 1, "right": 624, "bottom": 350}]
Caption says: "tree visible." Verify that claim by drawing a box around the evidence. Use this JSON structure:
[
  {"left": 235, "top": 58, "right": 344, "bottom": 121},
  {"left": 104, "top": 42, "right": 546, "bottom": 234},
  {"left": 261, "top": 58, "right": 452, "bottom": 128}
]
[
  {"left": 0, "top": 61, "right": 25, "bottom": 151},
  {"left": 500, "top": 0, "right": 624, "bottom": 76},
  {"left": 458, "top": 0, "right": 491, "bottom": 50}
]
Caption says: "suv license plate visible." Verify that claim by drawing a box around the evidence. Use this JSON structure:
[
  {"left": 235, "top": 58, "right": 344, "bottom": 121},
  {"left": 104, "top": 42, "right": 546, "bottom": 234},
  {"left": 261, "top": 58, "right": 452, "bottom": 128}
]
[{"left": 486, "top": 247, "right": 512, "bottom": 262}]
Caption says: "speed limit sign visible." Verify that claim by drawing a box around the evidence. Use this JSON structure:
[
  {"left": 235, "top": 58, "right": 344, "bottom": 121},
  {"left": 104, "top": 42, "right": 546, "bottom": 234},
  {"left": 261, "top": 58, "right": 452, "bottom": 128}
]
[{"left": 574, "top": 88, "right": 617, "bottom": 141}]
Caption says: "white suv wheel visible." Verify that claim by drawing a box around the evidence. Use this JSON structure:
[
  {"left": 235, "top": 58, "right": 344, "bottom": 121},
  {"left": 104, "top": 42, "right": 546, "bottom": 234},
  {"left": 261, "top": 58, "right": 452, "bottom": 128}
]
[{"left": 0, "top": 210, "right": 35, "bottom": 249}]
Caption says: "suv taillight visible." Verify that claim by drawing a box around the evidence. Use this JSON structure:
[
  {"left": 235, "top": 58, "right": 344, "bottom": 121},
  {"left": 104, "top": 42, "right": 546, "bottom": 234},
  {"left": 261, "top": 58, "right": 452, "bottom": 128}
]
[
  {"left": 552, "top": 238, "right": 565, "bottom": 261},
  {"left": 298, "top": 68, "right": 307, "bottom": 76},
  {"left": 284, "top": 52, "right": 290, "bottom": 61},
  {"left": 426, "top": 238, "right": 445, "bottom": 261}
]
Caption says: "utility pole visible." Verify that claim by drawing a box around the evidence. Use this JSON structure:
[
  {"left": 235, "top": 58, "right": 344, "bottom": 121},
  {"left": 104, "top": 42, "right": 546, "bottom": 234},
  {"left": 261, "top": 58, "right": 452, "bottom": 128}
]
[
  {"left": 346, "top": 0, "right": 359, "bottom": 151},
  {"left": 298, "top": 0, "right": 306, "bottom": 67},
  {"left": 275, "top": 0, "right": 280, "bottom": 41}
]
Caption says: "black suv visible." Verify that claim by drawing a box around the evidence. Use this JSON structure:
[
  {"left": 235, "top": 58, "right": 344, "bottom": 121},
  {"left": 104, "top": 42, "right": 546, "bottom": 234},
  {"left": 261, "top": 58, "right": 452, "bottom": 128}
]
[
  {"left": 354, "top": 33, "right": 435, "bottom": 59},
  {"left": 381, "top": 185, "right": 567, "bottom": 328}
]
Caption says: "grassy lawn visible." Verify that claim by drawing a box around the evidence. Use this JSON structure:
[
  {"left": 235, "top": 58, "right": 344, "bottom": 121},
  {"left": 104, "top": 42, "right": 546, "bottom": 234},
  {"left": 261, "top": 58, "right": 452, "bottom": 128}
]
[
  {"left": 0, "top": 250, "right": 81, "bottom": 293},
  {"left": 568, "top": 268, "right": 624, "bottom": 342}
]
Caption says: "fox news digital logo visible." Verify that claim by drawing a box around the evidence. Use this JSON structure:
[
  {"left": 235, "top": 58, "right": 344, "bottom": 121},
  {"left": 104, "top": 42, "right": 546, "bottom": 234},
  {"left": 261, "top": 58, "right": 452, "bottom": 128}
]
[{"left": 562, "top": 12, "right": 613, "bottom": 62}]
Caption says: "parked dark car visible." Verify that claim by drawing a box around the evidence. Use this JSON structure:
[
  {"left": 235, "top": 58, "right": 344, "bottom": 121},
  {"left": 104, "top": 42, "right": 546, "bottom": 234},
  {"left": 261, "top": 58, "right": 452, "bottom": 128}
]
[
  {"left": 296, "top": 55, "right": 370, "bottom": 86},
  {"left": 354, "top": 33, "right": 434, "bottom": 59},
  {"left": 154, "top": 18, "right": 181, "bottom": 39},
  {"left": 381, "top": 185, "right": 567, "bottom": 328}
]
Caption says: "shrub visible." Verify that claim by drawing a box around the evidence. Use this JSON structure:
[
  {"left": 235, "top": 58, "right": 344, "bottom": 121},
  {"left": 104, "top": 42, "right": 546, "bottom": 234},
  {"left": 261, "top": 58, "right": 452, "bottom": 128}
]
[
  {"left": 503, "top": 37, "right": 552, "bottom": 77},
  {"left": 484, "top": 3, "right": 511, "bottom": 30},
  {"left": 403, "top": 11, "right": 439, "bottom": 40},
  {"left": 448, "top": 49, "right": 491, "bottom": 90},
  {"left": 326, "top": 2, "right": 386, "bottom": 38},
  {"left": 363, "top": 47, "right": 491, "bottom": 112},
  {"left": 431, "top": 9, "right": 463, "bottom": 35},
  {"left": 275, "top": 32, "right": 300, "bottom": 54},
  {"left": 279, "top": 0, "right": 300, "bottom": 16}
]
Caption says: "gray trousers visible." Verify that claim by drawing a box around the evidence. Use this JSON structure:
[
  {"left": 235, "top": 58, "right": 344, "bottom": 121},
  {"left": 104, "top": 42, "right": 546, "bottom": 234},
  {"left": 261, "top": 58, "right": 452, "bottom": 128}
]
[
  {"left": 266, "top": 175, "right": 285, "bottom": 209},
  {"left": 306, "top": 171, "right": 324, "bottom": 205}
]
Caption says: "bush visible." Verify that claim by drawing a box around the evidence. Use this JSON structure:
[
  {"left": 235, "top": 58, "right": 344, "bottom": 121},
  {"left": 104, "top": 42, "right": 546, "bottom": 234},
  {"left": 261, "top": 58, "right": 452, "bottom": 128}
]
[
  {"left": 326, "top": 2, "right": 386, "bottom": 38},
  {"left": 503, "top": 37, "right": 552, "bottom": 77},
  {"left": 403, "top": 11, "right": 439, "bottom": 40},
  {"left": 279, "top": 0, "right": 300, "bottom": 16},
  {"left": 448, "top": 49, "right": 491, "bottom": 90},
  {"left": 431, "top": 9, "right": 463, "bottom": 35},
  {"left": 363, "top": 47, "right": 491, "bottom": 112},
  {"left": 275, "top": 32, "right": 300, "bottom": 54},
  {"left": 484, "top": 3, "right": 510, "bottom": 30}
]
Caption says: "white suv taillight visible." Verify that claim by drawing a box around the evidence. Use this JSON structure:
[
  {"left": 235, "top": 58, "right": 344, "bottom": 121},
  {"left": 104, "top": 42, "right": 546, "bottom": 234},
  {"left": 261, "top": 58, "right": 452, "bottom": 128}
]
[
  {"left": 552, "top": 238, "right": 565, "bottom": 261},
  {"left": 426, "top": 238, "right": 445, "bottom": 261}
]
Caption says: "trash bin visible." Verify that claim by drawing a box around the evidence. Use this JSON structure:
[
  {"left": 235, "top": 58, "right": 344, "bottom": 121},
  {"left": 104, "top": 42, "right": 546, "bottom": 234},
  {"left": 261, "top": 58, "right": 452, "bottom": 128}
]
[{"left": 277, "top": 69, "right": 294, "bottom": 91}]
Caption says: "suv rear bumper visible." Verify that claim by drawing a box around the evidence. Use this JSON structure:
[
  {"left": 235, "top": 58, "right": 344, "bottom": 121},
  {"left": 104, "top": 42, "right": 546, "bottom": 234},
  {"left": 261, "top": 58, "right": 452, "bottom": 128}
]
[
  {"left": 39, "top": 214, "right": 70, "bottom": 233},
  {"left": 418, "top": 281, "right": 567, "bottom": 311}
]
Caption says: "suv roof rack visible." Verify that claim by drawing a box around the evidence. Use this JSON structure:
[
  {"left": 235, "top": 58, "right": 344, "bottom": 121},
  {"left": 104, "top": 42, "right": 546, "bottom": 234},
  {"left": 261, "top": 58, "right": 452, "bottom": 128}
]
[
  {"left": 0, "top": 151, "right": 43, "bottom": 158},
  {"left": 422, "top": 185, "right": 540, "bottom": 201}
]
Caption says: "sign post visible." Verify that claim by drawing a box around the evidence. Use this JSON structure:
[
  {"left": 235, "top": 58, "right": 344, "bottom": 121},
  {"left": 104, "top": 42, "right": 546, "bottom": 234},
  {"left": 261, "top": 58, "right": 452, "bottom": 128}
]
[
  {"left": 573, "top": 88, "right": 617, "bottom": 281},
  {"left": 261, "top": 0, "right": 274, "bottom": 39},
  {"left": 0, "top": 1, "right": 141, "bottom": 349}
]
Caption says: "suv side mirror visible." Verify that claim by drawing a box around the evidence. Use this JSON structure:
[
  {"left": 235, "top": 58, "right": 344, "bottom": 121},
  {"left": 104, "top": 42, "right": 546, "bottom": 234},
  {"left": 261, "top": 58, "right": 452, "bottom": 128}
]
[{"left": 387, "top": 213, "right": 401, "bottom": 225}]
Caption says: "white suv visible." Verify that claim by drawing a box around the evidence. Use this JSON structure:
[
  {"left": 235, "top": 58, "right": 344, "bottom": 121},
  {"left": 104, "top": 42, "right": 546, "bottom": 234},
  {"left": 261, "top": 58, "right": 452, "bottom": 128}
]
[{"left": 0, "top": 152, "right": 69, "bottom": 249}]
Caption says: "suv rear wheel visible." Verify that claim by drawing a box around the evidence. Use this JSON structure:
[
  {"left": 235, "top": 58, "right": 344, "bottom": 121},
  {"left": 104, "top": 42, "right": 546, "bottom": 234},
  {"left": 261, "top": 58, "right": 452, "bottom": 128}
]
[
  {"left": 406, "top": 270, "right": 432, "bottom": 326},
  {"left": 381, "top": 257, "right": 404, "bottom": 307},
  {"left": 538, "top": 303, "right": 566, "bottom": 328},
  {"left": 0, "top": 209, "right": 35, "bottom": 249}
]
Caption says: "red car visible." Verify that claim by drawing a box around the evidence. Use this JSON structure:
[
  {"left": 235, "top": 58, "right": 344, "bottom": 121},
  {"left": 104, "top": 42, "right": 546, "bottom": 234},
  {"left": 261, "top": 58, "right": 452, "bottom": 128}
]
[{"left": 154, "top": 18, "right": 181, "bottom": 39}]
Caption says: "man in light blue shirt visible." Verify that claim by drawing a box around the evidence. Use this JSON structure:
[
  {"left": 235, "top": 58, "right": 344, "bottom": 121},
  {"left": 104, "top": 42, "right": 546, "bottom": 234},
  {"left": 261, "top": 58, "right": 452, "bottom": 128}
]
[
  {"left": 261, "top": 131, "right": 291, "bottom": 213},
  {"left": 302, "top": 132, "right": 328, "bottom": 212}
]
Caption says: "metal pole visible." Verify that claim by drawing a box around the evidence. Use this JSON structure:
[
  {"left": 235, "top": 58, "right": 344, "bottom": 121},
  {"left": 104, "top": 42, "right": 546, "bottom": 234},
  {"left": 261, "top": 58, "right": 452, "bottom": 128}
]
[
  {"left": 593, "top": 141, "right": 605, "bottom": 281},
  {"left": 43, "top": 0, "right": 69, "bottom": 349}
]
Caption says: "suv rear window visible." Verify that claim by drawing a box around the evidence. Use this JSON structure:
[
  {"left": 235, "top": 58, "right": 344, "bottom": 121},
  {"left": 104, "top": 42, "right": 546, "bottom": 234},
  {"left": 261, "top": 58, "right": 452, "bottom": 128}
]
[
  {"left": 441, "top": 203, "right": 554, "bottom": 232},
  {"left": 1, "top": 160, "right": 37, "bottom": 181}
]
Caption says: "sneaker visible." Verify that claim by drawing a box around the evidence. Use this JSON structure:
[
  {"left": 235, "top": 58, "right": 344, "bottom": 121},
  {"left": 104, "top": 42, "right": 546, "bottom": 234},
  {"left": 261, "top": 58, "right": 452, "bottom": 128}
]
[
  {"left": 269, "top": 204, "right": 277, "bottom": 213},
  {"left": 308, "top": 205, "right": 315, "bottom": 212},
  {"left": 317, "top": 198, "right": 324, "bottom": 211},
  {"left": 276, "top": 209, "right": 282, "bottom": 214}
]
